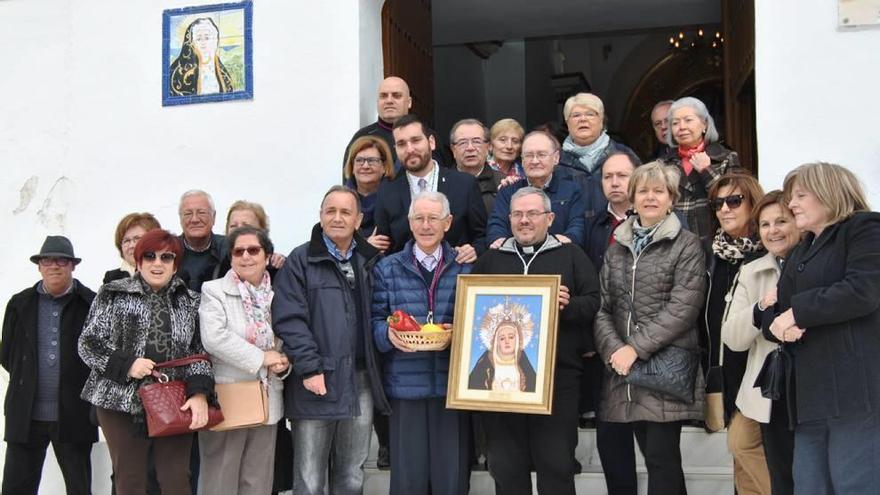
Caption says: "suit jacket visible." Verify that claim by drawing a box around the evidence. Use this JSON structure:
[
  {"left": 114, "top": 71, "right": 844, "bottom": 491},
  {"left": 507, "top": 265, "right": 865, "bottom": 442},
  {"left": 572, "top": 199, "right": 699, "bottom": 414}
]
[{"left": 373, "top": 166, "right": 487, "bottom": 254}]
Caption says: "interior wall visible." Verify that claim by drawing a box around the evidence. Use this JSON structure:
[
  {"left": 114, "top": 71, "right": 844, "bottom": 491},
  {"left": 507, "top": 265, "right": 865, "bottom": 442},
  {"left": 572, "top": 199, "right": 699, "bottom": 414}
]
[
  {"left": 433, "top": 45, "right": 488, "bottom": 139},
  {"left": 483, "top": 41, "right": 527, "bottom": 128},
  {"left": 755, "top": 0, "right": 880, "bottom": 203}
]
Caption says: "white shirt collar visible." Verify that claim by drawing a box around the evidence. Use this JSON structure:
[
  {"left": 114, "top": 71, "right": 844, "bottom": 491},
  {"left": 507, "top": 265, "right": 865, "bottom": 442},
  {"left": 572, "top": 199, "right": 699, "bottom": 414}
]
[
  {"left": 413, "top": 243, "right": 442, "bottom": 264},
  {"left": 406, "top": 160, "right": 439, "bottom": 197}
]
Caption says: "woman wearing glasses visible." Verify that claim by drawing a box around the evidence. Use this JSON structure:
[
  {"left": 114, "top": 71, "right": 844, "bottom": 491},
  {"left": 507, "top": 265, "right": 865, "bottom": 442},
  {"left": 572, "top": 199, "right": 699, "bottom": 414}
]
[
  {"left": 701, "top": 172, "right": 769, "bottom": 495},
  {"left": 661, "top": 97, "right": 741, "bottom": 240},
  {"left": 103, "top": 212, "right": 161, "bottom": 284},
  {"left": 344, "top": 135, "right": 397, "bottom": 253},
  {"left": 557, "top": 92, "right": 637, "bottom": 218},
  {"left": 79, "top": 228, "right": 215, "bottom": 495},
  {"left": 211, "top": 201, "right": 287, "bottom": 281},
  {"left": 198, "top": 226, "right": 290, "bottom": 494}
]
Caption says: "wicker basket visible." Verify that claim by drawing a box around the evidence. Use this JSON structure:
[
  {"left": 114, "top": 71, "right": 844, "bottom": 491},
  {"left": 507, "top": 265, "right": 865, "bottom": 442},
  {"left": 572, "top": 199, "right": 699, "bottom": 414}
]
[{"left": 392, "top": 328, "right": 453, "bottom": 351}]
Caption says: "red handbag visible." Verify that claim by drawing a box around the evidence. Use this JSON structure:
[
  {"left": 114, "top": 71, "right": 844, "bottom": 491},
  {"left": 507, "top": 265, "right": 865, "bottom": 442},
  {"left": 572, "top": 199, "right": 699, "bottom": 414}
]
[{"left": 137, "top": 354, "right": 224, "bottom": 437}]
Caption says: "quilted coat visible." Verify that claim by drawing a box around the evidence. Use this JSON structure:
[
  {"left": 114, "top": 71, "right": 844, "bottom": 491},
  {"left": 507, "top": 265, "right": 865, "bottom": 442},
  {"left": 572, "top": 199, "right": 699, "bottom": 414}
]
[
  {"left": 78, "top": 275, "right": 214, "bottom": 415},
  {"left": 371, "top": 240, "right": 471, "bottom": 400},
  {"left": 594, "top": 213, "right": 707, "bottom": 422}
]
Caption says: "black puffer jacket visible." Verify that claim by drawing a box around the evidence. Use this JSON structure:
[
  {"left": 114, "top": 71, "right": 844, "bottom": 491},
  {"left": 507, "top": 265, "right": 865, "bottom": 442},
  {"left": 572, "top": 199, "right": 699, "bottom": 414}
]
[{"left": 594, "top": 213, "right": 707, "bottom": 422}]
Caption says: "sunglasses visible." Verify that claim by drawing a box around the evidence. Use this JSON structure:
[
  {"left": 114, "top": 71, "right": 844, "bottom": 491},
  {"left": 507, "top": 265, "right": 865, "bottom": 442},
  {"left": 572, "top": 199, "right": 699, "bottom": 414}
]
[
  {"left": 142, "top": 252, "right": 176, "bottom": 263},
  {"left": 710, "top": 194, "right": 745, "bottom": 211},
  {"left": 232, "top": 246, "right": 263, "bottom": 257}
]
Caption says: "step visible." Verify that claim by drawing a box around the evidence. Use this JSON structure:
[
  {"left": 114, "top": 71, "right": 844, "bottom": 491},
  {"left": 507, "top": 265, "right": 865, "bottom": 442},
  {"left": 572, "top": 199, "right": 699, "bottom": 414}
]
[{"left": 363, "top": 467, "right": 734, "bottom": 495}]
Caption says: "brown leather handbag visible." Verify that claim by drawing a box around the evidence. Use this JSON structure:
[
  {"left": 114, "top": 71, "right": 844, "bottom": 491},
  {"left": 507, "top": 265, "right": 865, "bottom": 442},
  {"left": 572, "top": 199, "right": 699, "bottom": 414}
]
[
  {"left": 210, "top": 380, "right": 269, "bottom": 432},
  {"left": 137, "top": 354, "right": 224, "bottom": 437}
]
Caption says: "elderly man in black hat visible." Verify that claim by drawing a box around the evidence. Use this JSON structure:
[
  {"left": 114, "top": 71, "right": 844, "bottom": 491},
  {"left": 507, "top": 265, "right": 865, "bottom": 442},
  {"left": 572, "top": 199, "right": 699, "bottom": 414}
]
[{"left": 1, "top": 236, "right": 97, "bottom": 495}]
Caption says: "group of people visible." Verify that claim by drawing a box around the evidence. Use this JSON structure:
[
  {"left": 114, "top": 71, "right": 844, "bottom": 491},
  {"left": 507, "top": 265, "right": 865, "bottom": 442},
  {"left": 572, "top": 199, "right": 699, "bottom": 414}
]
[{"left": 1, "top": 74, "right": 877, "bottom": 495}]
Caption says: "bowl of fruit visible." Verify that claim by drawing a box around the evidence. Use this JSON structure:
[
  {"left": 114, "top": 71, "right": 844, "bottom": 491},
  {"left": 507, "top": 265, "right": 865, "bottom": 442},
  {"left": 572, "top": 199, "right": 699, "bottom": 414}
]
[{"left": 387, "top": 310, "right": 453, "bottom": 351}]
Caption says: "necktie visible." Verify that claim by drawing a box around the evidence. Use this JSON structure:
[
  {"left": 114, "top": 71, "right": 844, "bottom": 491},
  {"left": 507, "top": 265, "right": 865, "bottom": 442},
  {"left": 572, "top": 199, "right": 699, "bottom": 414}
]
[{"left": 418, "top": 178, "right": 427, "bottom": 193}]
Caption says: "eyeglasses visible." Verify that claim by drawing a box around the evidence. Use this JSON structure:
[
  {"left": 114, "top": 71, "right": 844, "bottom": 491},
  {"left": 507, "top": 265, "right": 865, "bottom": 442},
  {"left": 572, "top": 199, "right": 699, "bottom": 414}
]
[
  {"left": 710, "top": 194, "right": 745, "bottom": 211},
  {"left": 410, "top": 215, "right": 447, "bottom": 225},
  {"left": 569, "top": 111, "right": 600, "bottom": 120},
  {"left": 232, "top": 246, "right": 263, "bottom": 257},
  {"left": 452, "top": 138, "right": 487, "bottom": 149},
  {"left": 354, "top": 157, "right": 383, "bottom": 167},
  {"left": 121, "top": 235, "right": 142, "bottom": 246},
  {"left": 38, "top": 257, "right": 72, "bottom": 267},
  {"left": 142, "top": 252, "right": 176, "bottom": 264},
  {"left": 510, "top": 210, "right": 550, "bottom": 221},
  {"left": 521, "top": 151, "right": 556, "bottom": 162},
  {"left": 180, "top": 209, "right": 212, "bottom": 220}
]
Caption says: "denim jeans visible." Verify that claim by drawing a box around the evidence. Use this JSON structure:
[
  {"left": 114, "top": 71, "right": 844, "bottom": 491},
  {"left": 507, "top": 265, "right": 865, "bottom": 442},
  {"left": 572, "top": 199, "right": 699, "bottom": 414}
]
[
  {"left": 793, "top": 409, "right": 879, "bottom": 495},
  {"left": 292, "top": 371, "right": 374, "bottom": 495}
]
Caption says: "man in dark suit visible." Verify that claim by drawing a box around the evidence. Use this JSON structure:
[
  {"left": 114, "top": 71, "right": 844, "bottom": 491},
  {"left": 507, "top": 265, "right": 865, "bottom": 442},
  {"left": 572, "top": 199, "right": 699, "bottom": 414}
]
[{"left": 373, "top": 114, "right": 487, "bottom": 262}]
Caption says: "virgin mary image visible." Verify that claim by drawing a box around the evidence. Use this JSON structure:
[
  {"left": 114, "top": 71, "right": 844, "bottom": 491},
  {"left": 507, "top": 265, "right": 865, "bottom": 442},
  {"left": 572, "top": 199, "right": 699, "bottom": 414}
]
[
  {"left": 169, "top": 17, "right": 234, "bottom": 96},
  {"left": 468, "top": 299, "right": 537, "bottom": 392}
]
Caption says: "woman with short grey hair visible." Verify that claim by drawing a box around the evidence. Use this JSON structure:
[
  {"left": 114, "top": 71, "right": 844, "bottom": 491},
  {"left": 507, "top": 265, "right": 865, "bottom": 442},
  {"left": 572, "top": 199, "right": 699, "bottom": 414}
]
[{"left": 661, "top": 96, "right": 740, "bottom": 239}]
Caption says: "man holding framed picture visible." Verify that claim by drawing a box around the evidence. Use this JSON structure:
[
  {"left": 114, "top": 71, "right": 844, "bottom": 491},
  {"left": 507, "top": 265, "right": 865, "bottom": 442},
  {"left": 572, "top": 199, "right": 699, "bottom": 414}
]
[{"left": 470, "top": 182, "right": 601, "bottom": 495}]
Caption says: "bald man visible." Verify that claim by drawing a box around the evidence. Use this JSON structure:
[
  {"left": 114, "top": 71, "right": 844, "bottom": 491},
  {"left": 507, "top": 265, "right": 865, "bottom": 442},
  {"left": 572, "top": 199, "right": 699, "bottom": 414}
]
[{"left": 344, "top": 76, "right": 450, "bottom": 173}]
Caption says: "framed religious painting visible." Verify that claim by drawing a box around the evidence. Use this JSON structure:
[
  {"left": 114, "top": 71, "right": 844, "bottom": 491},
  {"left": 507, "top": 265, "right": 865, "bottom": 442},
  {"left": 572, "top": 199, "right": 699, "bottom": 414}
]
[
  {"left": 447, "top": 274, "right": 560, "bottom": 414},
  {"left": 162, "top": 1, "right": 254, "bottom": 106}
]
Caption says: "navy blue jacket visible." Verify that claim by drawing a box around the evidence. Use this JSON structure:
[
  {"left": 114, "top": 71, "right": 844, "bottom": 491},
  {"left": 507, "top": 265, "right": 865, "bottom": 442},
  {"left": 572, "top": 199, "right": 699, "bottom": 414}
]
[
  {"left": 487, "top": 173, "right": 586, "bottom": 246},
  {"left": 583, "top": 210, "right": 621, "bottom": 271},
  {"left": 371, "top": 241, "right": 472, "bottom": 400},
  {"left": 373, "top": 166, "right": 487, "bottom": 255},
  {"left": 557, "top": 139, "right": 637, "bottom": 219},
  {"left": 272, "top": 224, "right": 390, "bottom": 420}
]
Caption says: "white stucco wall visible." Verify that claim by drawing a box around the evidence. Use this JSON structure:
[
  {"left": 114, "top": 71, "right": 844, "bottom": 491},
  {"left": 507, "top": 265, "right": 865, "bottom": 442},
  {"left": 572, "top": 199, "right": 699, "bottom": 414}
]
[
  {"left": 0, "top": 0, "right": 383, "bottom": 491},
  {"left": 755, "top": 0, "right": 880, "bottom": 203}
]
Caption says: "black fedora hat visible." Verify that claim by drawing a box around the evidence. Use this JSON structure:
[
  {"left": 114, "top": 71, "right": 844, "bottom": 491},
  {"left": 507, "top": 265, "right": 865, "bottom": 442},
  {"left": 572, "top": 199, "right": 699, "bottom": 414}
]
[{"left": 30, "top": 235, "right": 82, "bottom": 265}]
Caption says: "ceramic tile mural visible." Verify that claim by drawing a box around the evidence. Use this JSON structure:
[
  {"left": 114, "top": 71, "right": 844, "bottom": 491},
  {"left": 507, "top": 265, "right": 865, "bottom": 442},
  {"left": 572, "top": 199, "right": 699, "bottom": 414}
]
[{"left": 162, "top": 1, "right": 253, "bottom": 106}]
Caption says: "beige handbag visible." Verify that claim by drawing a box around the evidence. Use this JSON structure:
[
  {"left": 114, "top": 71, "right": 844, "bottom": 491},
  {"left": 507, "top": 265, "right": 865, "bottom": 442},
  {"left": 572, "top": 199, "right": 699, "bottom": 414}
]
[{"left": 210, "top": 380, "right": 269, "bottom": 432}]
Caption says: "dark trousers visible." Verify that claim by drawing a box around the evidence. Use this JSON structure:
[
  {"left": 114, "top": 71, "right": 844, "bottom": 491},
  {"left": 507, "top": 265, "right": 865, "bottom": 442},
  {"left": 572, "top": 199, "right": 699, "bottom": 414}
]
[
  {"left": 760, "top": 400, "right": 794, "bottom": 495},
  {"left": 484, "top": 375, "right": 580, "bottom": 495},
  {"left": 633, "top": 421, "right": 687, "bottom": 495},
  {"left": 98, "top": 407, "right": 193, "bottom": 495},
  {"left": 374, "top": 410, "right": 389, "bottom": 448},
  {"left": 792, "top": 409, "right": 879, "bottom": 495},
  {"left": 596, "top": 420, "right": 638, "bottom": 495},
  {"left": 389, "top": 397, "right": 470, "bottom": 495},
  {"left": 1, "top": 421, "right": 92, "bottom": 495}
]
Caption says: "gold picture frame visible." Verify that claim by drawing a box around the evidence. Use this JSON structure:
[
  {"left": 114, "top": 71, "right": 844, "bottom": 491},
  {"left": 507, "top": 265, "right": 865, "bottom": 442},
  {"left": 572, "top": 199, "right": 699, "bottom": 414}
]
[{"left": 446, "top": 274, "right": 560, "bottom": 414}]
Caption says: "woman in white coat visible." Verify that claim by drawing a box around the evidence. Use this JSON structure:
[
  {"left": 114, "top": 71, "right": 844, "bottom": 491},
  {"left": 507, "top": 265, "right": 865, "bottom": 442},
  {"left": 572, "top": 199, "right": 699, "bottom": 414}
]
[
  {"left": 198, "top": 226, "right": 291, "bottom": 494},
  {"left": 721, "top": 190, "right": 800, "bottom": 495}
]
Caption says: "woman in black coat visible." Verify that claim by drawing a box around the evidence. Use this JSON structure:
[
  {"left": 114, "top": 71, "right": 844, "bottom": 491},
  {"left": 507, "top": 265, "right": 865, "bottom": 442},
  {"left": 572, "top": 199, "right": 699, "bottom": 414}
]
[{"left": 767, "top": 162, "right": 880, "bottom": 494}]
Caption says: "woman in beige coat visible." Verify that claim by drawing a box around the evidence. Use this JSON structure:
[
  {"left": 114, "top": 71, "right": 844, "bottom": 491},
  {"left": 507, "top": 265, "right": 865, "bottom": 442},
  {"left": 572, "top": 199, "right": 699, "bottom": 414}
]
[
  {"left": 198, "top": 226, "right": 291, "bottom": 495},
  {"left": 595, "top": 162, "right": 707, "bottom": 495},
  {"left": 721, "top": 191, "right": 800, "bottom": 495}
]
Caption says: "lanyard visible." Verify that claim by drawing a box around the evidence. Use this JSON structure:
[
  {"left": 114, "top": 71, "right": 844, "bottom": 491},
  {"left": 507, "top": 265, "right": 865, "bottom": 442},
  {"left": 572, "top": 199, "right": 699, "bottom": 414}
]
[{"left": 414, "top": 251, "right": 444, "bottom": 323}]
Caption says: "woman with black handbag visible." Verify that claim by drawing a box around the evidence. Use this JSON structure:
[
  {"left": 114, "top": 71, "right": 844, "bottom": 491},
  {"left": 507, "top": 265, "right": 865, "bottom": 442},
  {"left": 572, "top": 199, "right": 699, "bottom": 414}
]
[
  {"left": 594, "top": 161, "right": 707, "bottom": 495},
  {"left": 721, "top": 190, "right": 800, "bottom": 495},
  {"left": 767, "top": 162, "right": 880, "bottom": 494},
  {"left": 79, "top": 228, "right": 215, "bottom": 495},
  {"left": 699, "top": 172, "right": 768, "bottom": 494}
]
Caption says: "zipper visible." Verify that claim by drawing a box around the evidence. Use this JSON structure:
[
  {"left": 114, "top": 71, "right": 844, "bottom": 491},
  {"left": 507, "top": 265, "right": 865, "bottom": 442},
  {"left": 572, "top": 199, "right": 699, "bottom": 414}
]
[{"left": 625, "top": 250, "right": 643, "bottom": 403}]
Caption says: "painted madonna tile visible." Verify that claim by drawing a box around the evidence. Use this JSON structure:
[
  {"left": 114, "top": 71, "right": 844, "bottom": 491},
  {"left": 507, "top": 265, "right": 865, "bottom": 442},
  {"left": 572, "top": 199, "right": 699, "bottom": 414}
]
[{"left": 162, "top": 1, "right": 253, "bottom": 106}]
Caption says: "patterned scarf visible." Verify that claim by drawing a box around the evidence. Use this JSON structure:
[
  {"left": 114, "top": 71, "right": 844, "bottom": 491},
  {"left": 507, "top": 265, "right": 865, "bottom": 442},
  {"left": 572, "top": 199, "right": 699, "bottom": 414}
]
[
  {"left": 677, "top": 140, "right": 706, "bottom": 176},
  {"left": 233, "top": 270, "right": 274, "bottom": 351},
  {"left": 632, "top": 217, "right": 663, "bottom": 256},
  {"left": 712, "top": 229, "right": 763, "bottom": 264},
  {"left": 562, "top": 131, "right": 611, "bottom": 173}
]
